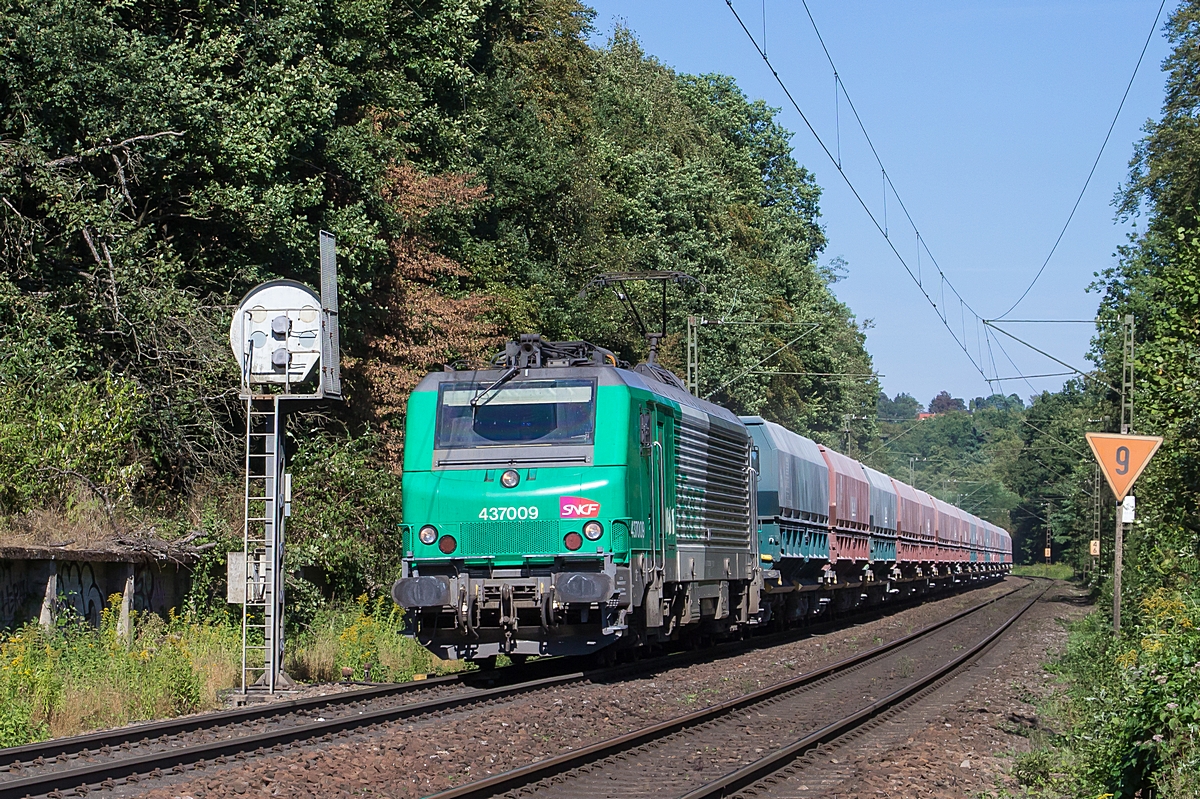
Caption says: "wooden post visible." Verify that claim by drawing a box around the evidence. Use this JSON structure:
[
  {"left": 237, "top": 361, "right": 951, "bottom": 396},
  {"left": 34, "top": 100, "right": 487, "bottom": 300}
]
[{"left": 1113, "top": 511, "right": 1123, "bottom": 636}]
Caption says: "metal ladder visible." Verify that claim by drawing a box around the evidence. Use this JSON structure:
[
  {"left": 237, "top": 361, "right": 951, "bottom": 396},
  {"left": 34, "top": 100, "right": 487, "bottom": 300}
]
[{"left": 241, "top": 396, "right": 283, "bottom": 692}]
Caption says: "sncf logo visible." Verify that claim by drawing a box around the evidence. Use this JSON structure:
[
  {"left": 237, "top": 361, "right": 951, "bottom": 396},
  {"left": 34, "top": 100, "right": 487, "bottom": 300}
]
[{"left": 560, "top": 496, "right": 601, "bottom": 518}]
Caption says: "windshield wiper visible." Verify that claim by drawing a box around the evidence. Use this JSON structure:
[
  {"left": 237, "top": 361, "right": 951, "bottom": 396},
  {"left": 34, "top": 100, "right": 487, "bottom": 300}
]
[{"left": 470, "top": 366, "right": 520, "bottom": 410}]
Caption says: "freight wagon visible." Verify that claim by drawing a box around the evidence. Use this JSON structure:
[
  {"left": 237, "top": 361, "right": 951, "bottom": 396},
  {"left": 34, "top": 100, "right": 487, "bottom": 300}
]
[{"left": 392, "top": 336, "right": 1011, "bottom": 664}]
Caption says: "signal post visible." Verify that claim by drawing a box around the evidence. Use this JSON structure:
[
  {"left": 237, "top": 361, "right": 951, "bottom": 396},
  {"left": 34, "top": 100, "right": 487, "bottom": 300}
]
[
  {"left": 1085, "top": 432, "right": 1162, "bottom": 636},
  {"left": 227, "top": 232, "right": 342, "bottom": 693}
]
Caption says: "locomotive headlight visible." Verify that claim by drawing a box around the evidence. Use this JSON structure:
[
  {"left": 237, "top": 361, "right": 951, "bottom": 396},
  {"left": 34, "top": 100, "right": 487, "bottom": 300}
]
[
  {"left": 500, "top": 469, "right": 520, "bottom": 488},
  {"left": 418, "top": 525, "right": 438, "bottom": 545},
  {"left": 582, "top": 520, "right": 603, "bottom": 541}
]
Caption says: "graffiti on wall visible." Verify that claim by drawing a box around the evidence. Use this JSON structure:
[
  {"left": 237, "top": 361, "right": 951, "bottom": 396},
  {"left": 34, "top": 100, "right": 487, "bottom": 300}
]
[
  {"left": 134, "top": 564, "right": 166, "bottom": 613},
  {"left": 0, "top": 561, "right": 27, "bottom": 628},
  {"left": 1, "top": 557, "right": 189, "bottom": 629},
  {"left": 57, "top": 562, "right": 107, "bottom": 627}
]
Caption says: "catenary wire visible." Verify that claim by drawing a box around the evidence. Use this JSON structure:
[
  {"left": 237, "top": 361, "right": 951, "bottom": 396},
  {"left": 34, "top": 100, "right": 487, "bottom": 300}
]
[
  {"left": 990, "top": 371, "right": 1077, "bottom": 381},
  {"left": 724, "top": 0, "right": 993, "bottom": 384},
  {"left": 995, "top": 0, "right": 1169, "bottom": 319},
  {"left": 797, "top": 0, "right": 990, "bottom": 333},
  {"left": 984, "top": 321, "right": 1119, "bottom": 393},
  {"left": 748, "top": 0, "right": 1166, "bottom": 394},
  {"left": 988, "top": 329, "right": 1040, "bottom": 395}
]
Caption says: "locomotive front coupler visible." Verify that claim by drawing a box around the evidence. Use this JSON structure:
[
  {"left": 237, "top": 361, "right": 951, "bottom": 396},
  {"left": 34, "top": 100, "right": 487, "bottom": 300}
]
[
  {"left": 499, "top": 584, "right": 518, "bottom": 653},
  {"left": 602, "top": 605, "right": 629, "bottom": 637}
]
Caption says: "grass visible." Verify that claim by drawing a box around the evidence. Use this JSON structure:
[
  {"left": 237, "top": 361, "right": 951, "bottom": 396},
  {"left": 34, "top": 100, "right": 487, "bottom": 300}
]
[
  {"left": 0, "top": 594, "right": 463, "bottom": 747},
  {"left": 286, "top": 595, "right": 465, "bottom": 683},
  {"left": 1011, "top": 563, "right": 1075, "bottom": 580},
  {"left": 0, "top": 600, "right": 240, "bottom": 747}
]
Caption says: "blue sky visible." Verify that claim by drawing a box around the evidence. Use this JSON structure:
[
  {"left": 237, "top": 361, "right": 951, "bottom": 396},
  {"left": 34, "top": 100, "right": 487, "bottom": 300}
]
[{"left": 584, "top": 1, "right": 1173, "bottom": 408}]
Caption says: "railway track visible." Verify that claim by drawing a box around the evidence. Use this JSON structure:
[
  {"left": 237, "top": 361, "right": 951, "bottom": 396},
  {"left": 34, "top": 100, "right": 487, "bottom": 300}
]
[
  {"left": 0, "top": 666, "right": 587, "bottom": 799},
  {"left": 0, "top": 576, "right": 1010, "bottom": 799},
  {"left": 423, "top": 580, "right": 1045, "bottom": 799}
]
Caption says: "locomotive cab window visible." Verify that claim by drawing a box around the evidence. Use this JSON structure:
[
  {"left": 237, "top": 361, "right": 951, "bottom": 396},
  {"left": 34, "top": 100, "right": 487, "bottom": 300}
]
[{"left": 436, "top": 379, "right": 597, "bottom": 448}]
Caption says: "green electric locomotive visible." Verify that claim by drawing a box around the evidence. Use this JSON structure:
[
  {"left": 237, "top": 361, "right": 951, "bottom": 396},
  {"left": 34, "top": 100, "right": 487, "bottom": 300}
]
[{"left": 391, "top": 335, "right": 760, "bottom": 662}]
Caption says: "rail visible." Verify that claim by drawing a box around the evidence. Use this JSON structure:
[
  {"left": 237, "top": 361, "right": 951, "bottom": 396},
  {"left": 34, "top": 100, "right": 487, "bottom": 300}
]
[
  {"left": 0, "top": 577, "right": 1016, "bottom": 799},
  {"left": 423, "top": 581, "right": 1037, "bottom": 799}
]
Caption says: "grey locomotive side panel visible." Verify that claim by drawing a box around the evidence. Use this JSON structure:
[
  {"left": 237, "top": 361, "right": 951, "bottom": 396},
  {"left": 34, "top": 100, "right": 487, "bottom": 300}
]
[{"left": 622, "top": 370, "right": 755, "bottom": 580}]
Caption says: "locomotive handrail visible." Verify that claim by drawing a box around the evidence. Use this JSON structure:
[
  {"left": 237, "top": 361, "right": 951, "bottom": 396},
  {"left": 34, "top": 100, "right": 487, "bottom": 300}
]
[{"left": 651, "top": 439, "right": 667, "bottom": 574}]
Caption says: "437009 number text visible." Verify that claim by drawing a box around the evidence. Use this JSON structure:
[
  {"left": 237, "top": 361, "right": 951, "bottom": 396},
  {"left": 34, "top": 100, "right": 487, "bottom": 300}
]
[{"left": 478, "top": 506, "right": 539, "bottom": 521}]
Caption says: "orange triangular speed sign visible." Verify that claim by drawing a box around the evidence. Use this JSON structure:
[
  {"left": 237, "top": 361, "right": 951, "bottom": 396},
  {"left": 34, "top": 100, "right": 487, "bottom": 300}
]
[{"left": 1085, "top": 432, "right": 1163, "bottom": 502}]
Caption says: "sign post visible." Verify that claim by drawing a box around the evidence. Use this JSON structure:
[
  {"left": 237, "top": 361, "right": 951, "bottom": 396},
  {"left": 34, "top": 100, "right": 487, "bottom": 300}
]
[{"left": 1085, "top": 432, "right": 1163, "bottom": 636}]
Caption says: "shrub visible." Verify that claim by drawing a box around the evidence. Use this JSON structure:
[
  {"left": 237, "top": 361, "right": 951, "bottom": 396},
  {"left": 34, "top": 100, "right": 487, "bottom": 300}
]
[
  {"left": 1055, "top": 589, "right": 1200, "bottom": 798},
  {"left": 0, "top": 373, "right": 147, "bottom": 515},
  {"left": 1011, "top": 563, "right": 1075, "bottom": 580},
  {"left": 0, "top": 604, "right": 240, "bottom": 746},
  {"left": 286, "top": 595, "right": 464, "bottom": 683},
  {"left": 1014, "top": 748, "right": 1056, "bottom": 787}
]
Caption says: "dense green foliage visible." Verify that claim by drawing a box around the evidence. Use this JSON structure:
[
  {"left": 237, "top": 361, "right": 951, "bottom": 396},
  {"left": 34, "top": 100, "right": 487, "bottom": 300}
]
[
  {"left": 1011, "top": 3, "right": 1200, "bottom": 795},
  {"left": 0, "top": 595, "right": 452, "bottom": 744},
  {"left": 869, "top": 397, "right": 1019, "bottom": 527},
  {"left": 0, "top": 0, "right": 877, "bottom": 622},
  {"left": 287, "top": 595, "right": 464, "bottom": 683},
  {"left": 876, "top": 390, "right": 922, "bottom": 420}
]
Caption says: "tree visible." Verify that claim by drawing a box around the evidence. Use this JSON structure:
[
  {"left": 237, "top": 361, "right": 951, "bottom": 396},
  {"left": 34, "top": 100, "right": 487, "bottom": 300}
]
[
  {"left": 465, "top": 28, "right": 880, "bottom": 447},
  {"left": 928, "top": 391, "right": 966, "bottom": 414},
  {"left": 877, "top": 391, "right": 923, "bottom": 420},
  {"left": 971, "top": 393, "right": 1024, "bottom": 412},
  {"left": 866, "top": 395, "right": 1021, "bottom": 527},
  {"left": 1119, "top": 0, "right": 1200, "bottom": 233},
  {"left": 0, "top": 0, "right": 884, "bottom": 613},
  {"left": 1002, "top": 384, "right": 1095, "bottom": 565},
  {"left": 1048, "top": 2, "right": 1200, "bottom": 793}
]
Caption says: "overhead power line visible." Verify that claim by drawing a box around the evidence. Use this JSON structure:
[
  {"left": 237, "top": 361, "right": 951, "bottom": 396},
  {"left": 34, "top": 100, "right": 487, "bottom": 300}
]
[
  {"left": 984, "top": 321, "right": 1119, "bottom": 393},
  {"left": 729, "top": 1, "right": 1171, "bottom": 396},
  {"left": 996, "top": 0, "right": 1169, "bottom": 319},
  {"left": 724, "top": 0, "right": 992, "bottom": 384},
  {"left": 991, "top": 371, "right": 1077, "bottom": 381}
]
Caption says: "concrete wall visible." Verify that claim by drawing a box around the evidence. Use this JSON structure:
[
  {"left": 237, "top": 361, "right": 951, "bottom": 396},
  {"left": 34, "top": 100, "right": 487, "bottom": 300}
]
[{"left": 0, "top": 549, "right": 191, "bottom": 630}]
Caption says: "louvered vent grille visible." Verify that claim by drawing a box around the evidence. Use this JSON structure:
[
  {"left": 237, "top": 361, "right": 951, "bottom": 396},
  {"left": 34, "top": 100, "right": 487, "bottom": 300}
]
[{"left": 675, "top": 416, "right": 752, "bottom": 547}]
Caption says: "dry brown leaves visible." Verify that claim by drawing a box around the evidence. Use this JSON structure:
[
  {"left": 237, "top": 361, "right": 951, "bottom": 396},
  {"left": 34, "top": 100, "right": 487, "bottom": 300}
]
[{"left": 353, "top": 163, "right": 502, "bottom": 466}]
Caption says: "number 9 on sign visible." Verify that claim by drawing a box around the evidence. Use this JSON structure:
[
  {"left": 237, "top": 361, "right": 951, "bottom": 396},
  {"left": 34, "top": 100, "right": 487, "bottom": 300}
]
[{"left": 1115, "top": 445, "right": 1130, "bottom": 475}]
